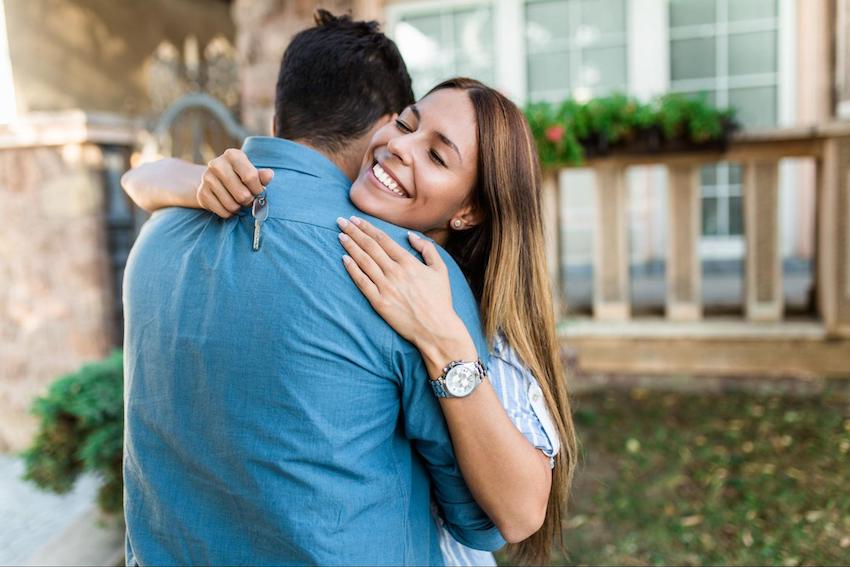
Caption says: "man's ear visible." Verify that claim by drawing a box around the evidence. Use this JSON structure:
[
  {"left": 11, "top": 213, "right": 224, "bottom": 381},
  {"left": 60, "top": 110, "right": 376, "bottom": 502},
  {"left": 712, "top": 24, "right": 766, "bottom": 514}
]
[
  {"left": 375, "top": 113, "right": 395, "bottom": 129},
  {"left": 358, "top": 114, "right": 394, "bottom": 147}
]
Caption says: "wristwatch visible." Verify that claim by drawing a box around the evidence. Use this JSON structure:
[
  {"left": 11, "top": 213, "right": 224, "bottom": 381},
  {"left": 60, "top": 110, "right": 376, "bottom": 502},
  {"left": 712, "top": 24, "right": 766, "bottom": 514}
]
[{"left": 430, "top": 359, "right": 486, "bottom": 398}]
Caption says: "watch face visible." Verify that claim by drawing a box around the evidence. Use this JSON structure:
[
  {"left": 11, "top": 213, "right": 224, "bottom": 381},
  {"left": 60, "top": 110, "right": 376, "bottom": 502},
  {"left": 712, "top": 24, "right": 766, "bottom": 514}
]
[{"left": 445, "top": 364, "right": 479, "bottom": 397}]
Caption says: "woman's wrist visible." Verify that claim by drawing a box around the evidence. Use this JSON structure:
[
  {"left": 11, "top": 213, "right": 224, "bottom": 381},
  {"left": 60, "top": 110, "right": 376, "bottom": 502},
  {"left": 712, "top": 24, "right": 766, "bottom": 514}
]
[{"left": 417, "top": 316, "right": 479, "bottom": 380}]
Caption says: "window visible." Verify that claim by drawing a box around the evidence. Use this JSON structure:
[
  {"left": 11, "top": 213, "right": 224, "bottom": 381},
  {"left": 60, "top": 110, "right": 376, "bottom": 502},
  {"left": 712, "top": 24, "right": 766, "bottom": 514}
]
[
  {"left": 670, "top": 0, "right": 779, "bottom": 240},
  {"left": 390, "top": 3, "right": 495, "bottom": 98},
  {"left": 525, "top": 0, "right": 627, "bottom": 102}
]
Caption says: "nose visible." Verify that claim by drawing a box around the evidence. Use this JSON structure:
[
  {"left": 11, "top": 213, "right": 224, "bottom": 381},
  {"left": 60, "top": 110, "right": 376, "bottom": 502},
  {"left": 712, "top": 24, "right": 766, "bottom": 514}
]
[{"left": 386, "top": 132, "right": 413, "bottom": 166}]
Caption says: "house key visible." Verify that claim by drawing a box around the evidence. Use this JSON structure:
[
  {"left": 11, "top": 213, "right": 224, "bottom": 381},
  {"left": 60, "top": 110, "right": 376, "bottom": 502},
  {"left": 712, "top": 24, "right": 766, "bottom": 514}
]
[{"left": 251, "top": 194, "right": 269, "bottom": 251}]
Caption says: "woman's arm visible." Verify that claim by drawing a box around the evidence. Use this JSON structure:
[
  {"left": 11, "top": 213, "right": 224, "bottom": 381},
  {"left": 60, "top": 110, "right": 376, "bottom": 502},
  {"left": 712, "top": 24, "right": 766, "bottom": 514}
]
[
  {"left": 121, "top": 158, "right": 206, "bottom": 212},
  {"left": 336, "top": 215, "right": 552, "bottom": 544},
  {"left": 121, "top": 150, "right": 273, "bottom": 217}
]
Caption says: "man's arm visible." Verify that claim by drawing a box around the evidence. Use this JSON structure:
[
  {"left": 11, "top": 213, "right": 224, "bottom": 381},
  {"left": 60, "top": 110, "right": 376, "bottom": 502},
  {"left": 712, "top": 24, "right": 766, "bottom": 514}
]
[{"left": 392, "top": 255, "right": 505, "bottom": 552}]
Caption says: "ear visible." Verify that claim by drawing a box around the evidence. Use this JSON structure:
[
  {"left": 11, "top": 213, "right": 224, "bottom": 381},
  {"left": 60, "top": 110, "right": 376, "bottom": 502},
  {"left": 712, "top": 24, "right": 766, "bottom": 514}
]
[
  {"left": 376, "top": 113, "right": 395, "bottom": 128},
  {"left": 450, "top": 203, "right": 484, "bottom": 231}
]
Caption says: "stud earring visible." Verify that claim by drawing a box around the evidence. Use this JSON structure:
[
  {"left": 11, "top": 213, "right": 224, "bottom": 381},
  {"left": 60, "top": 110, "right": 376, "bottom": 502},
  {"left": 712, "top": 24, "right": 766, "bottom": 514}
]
[{"left": 452, "top": 219, "right": 463, "bottom": 229}]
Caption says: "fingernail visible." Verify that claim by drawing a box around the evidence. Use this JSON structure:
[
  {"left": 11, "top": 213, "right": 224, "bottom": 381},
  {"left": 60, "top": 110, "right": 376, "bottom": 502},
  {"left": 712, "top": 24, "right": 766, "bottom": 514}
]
[
  {"left": 349, "top": 215, "right": 362, "bottom": 225},
  {"left": 338, "top": 233, "right": 349, "bottom": 242},
  {"left": 408, "top": 231, "right": 420, "bottom": 240},
  {"left": 337, "top": 217, "right": 349, "bottom": 228},
  {"left": 342, "top": 255, "right": 352, "bottom": 264}
]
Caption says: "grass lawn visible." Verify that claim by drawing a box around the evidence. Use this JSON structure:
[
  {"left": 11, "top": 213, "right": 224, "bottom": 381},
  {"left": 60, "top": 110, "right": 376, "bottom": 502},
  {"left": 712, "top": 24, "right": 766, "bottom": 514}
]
[{"left": 548, "top": 386, "right": 850, "bottom": 566}]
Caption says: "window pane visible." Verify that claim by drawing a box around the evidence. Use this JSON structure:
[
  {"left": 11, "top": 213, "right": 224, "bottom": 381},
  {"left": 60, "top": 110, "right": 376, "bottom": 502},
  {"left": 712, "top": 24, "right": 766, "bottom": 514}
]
[
  {"left": 528, "top": 50, "right": 571, "bottom": 93},
  {"left": 671, "top": 37, "right": 716, "bottom": 80},
  {"left": 670, "top": 0, "right": 716, "bottom": 27},
  {"left": 401, "top": 14, "right": 442, "bottom": 43},
  {"left": 579, "top": 0, "right": 626, "bottom": 37},
  {"left": 729, "top": 86, "right": 776, "bottom": 128},
  {"left": 412, "top": 69, "right": 451, "bottom": 99},
  {"left": 702, "top": 196, "right": 719, "bottom": 235},
  {"left": 728, "top": 195, "right": 743, "bottom": 236},
  {"left": 728, "top": 164, "right": 742, "bottom": 186},
  {"left": 581, "top": 46, "right": 626, "bottom": 91},
  {"left": 397, "top": 8, "right": 495, "bottom": 99},
  {"left": 454, "top": 8, "right": 493, "bottom": 62},
  {"left": 728, "top": 0, "right": 777, "bottom": 22},
  {"left": 526, "top": 0, "right": 571, "bottom": 50},
  {"left": 729, "top": 31, "right": 777, "bottom": 76},
  {"left": 397, "top": 15, "right": 445, "bottom": 73},
  {"left": 700, "top": 165, "right": 718, "bottom": 186}
]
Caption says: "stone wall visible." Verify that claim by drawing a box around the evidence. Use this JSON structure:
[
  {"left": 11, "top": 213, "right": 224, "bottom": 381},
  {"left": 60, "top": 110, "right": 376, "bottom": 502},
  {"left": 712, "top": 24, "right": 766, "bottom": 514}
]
[{"left": 0, "top": 115, "right": 133, "bottom": 452}]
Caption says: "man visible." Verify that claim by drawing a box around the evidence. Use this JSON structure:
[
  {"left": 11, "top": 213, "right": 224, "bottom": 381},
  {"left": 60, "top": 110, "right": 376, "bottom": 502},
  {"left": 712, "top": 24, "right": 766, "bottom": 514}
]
[{"left": 122, "top": 11, "right": 503, "bottom": 566}]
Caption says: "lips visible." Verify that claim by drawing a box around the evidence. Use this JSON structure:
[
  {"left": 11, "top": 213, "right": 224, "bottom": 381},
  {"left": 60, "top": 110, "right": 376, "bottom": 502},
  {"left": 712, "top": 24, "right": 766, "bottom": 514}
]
[{"left": 370, "top": 162, "right": 410, "bottom": 198}]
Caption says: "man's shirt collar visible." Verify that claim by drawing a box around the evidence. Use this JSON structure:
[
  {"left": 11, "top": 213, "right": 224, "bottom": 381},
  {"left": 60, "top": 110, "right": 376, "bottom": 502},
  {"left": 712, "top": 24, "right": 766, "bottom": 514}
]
[{"left": 242, "top": 136, "right": 352, "bottom": 188}]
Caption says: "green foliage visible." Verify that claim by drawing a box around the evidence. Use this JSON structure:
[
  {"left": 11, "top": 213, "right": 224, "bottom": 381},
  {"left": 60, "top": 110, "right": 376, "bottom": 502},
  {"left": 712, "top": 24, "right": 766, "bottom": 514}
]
[
  {"left": 525, "top": 92, "right": 738, "bottom": 168},
  {"left": 22, "top": 351, "right": 124, "bottom": 513},
  {"left": 549, "top": 387, "right": 850, "bottom": 566}
]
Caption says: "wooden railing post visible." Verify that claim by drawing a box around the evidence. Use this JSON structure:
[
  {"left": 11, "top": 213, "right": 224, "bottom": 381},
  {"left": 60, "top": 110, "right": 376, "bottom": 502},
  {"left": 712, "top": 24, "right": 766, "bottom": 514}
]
[
  {"left": 817, "top": 136, "right": 850, "bottom": 336},
  {"left": 542, "top": 169, "right": 564, "bottom": 318},
  {"left": 666, "top": 164, "right": 702, "bottom": 320},
  {"left": 743, "top": 160, "right": 783, "bottom": 321},
  {"left": 593, "top": 163, "right": 630, "bottom": 320}
]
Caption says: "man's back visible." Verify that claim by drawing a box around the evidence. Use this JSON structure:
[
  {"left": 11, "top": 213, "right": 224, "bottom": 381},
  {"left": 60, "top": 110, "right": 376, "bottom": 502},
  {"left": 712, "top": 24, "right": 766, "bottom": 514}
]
[{"left": 123, "top": 138, "right": 502, "bottom": 566}]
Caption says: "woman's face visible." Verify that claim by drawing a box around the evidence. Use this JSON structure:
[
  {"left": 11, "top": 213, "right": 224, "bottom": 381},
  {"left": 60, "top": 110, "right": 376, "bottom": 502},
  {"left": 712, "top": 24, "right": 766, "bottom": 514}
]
[{"left": 349, "top": 88, "right": 479, "bottom": 239}]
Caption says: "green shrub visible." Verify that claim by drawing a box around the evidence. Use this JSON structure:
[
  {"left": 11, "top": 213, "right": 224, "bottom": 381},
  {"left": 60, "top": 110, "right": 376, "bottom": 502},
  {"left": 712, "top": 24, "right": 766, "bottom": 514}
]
[{"left": 22, "top": 351, "right": 124, "bottom": 514}]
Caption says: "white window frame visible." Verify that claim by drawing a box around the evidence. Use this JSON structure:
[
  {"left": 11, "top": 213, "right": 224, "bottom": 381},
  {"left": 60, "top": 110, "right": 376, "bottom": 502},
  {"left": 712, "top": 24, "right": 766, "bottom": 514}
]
[
  {"left": 386, "top": 0, "right": 530, "bottom": 103},
  {"left": 385, "top": 0, "right": 499, "bottom": 98},
  {"left": 524, "top": 0, "right": 630, "bottom": 103}
]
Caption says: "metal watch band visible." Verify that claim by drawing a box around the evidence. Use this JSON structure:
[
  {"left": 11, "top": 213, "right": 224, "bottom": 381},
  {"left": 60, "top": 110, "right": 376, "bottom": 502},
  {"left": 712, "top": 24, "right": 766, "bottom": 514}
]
[{"left": 429, "top": 359, "right": 486, "bottom": 399}]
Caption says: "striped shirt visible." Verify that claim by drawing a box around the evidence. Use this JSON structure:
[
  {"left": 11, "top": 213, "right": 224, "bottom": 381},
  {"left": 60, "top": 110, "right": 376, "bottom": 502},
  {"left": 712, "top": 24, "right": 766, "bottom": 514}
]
[{"left": 435, "top": 333, "right": 561, "bottom": 566}]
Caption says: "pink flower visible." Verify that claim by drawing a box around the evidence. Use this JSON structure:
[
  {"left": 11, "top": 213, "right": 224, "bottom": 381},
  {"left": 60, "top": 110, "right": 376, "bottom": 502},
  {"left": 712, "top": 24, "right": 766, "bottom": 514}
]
[{"left": 545, "top": 125, "right": 565, "bottom": 143}]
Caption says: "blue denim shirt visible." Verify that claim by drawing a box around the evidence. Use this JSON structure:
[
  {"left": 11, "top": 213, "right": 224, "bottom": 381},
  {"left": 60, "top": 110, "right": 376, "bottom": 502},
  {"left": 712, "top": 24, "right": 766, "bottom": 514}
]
[{"left": 122, "top": 137, "right": 504, "bottom": 566}]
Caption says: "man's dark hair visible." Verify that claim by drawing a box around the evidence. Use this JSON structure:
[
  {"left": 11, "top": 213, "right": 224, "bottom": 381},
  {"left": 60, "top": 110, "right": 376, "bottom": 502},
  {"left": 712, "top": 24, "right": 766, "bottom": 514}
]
[{"left": 274, "top": 10, "right": 415, "bottom": 153}]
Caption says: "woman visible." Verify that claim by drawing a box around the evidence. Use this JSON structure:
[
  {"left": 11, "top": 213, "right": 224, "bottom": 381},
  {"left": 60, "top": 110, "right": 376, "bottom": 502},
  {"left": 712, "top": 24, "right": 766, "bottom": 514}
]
[{"left": 123, "top": 78, "right": 577, "bottom": 565}]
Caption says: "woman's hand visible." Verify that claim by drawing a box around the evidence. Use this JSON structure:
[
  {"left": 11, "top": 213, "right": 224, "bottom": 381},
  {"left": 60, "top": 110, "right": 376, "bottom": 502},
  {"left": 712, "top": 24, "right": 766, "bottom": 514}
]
[
  {"left": 197, "top": 149, "right": 274, "bottom": 218},
  {"left": 337, "top": 215, "right": 476, "bottom": 371}
]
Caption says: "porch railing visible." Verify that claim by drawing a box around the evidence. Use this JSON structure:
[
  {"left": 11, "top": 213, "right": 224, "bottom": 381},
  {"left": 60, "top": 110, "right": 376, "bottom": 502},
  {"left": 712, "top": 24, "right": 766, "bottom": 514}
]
[{"left": 544, "top": 122, "right": 850, "bottom": 377}]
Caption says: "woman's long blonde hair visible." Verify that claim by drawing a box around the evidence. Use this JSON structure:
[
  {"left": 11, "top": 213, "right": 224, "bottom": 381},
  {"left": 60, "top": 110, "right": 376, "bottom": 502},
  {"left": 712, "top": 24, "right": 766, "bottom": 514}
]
[{"left": 430, "top": 78, "right": 579, "bottom": 565}]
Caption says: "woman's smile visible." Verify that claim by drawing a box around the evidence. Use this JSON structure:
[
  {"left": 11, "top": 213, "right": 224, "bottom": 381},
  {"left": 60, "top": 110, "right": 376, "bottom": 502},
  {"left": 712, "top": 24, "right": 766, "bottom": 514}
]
[{"left": 368, "top": 161, "right": 411, "bottom": 198}]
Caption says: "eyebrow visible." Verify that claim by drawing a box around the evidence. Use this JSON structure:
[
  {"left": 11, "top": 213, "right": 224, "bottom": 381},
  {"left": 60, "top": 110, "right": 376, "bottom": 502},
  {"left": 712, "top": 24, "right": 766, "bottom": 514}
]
[{"left": 409, "top": 104, "right": 463, "bottom": 164}]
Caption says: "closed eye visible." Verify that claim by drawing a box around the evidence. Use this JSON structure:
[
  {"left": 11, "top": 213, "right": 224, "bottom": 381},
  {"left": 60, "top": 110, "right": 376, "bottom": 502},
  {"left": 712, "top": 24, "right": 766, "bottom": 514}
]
[
  {"left": 395, "top": 119, "right": 413, "bottom": 133},
  {"left": 430, "top": 150, "right": 446, "bottom": 167}
]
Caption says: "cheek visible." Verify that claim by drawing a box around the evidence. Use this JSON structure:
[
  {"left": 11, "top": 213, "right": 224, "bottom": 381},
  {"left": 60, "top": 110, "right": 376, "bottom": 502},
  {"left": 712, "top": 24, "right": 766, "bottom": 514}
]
[
  {"left": 349, "top": 183, "right": 410, "bottom": 227},
  {"left": 415, "top": 172, "right": 469, "bottom": 216},
  {"left": 349, "top": 183, "right": 377, "bottom": 214}
]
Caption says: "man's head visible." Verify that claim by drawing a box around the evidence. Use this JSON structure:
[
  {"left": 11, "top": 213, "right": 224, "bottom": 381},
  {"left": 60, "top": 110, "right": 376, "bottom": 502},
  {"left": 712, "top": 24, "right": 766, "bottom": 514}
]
[{"left": 273, "top": 10, "right": 414, "bottom": 178}]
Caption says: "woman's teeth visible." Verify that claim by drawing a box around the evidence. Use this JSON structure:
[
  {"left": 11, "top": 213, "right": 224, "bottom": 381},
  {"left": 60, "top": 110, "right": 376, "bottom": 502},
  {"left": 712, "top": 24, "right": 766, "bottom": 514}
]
[{"left": 372, "top": 163, "right": 407, "bottom": 197}]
